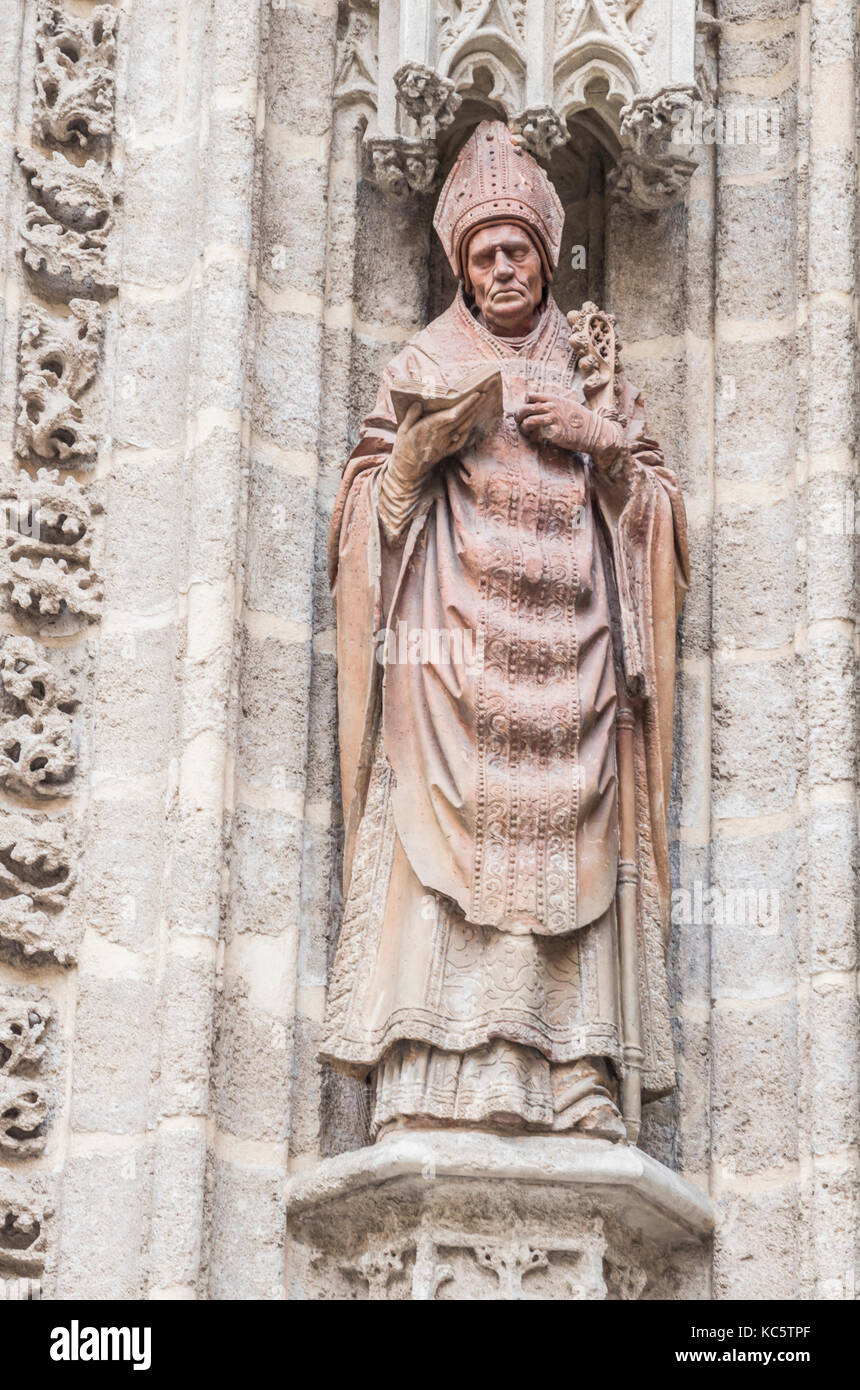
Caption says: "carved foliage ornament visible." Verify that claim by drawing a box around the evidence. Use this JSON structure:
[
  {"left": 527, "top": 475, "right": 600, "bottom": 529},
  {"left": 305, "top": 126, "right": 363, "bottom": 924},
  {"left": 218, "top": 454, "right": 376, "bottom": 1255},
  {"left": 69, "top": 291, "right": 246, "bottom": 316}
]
[
  {"left": 394, "top": 63, "right": 462, "bottom": 130},
  {"left": 17, "top": 148, "right": 116, "bottom": 295},
  {"left": 2, "top": 470, "right": 103, "bottom": 623},
  {"left": 0, "top": 996, "right": 50, "bottom": 1159},
  {"left": 16, "top": 299, "right": 102, "bottom": 465},
  {"left": 0, "top": 1174, "right": 51, "bottom": 1281},
  {"left": 0, "top": 811, "right": 77, "bottom": 967},
  {"left": 0, "top": 634, "right": 78, "bottom": 799},
  {"left": 609, "top": 87, "right": 700, "bottom": 210},
  {"left": 34, "top": 2, "right": 118, "bottom": 147}
]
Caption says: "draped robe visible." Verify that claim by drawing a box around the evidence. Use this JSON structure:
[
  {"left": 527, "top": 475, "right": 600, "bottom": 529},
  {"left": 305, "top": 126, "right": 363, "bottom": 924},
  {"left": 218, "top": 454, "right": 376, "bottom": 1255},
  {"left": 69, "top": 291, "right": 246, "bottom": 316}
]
[{"left": 321, "top": 291, "right": 689, "bottom": 1135}]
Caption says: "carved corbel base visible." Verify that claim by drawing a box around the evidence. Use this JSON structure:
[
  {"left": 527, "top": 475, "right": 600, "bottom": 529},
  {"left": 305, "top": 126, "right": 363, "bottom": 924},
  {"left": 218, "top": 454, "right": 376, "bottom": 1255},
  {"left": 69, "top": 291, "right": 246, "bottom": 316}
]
[
  {"left": 363, "top": 136, "right": 439, "bottom": 197},
  {"left": 394, "top": 63, "right": 462, "bottom": 130},
  {"left": 610, "top": 87, "right": 700, "bottom": 211},
  {"left": 287, "top": 1132, "right": 714, "bottom": 1300},
  {"left": 510, "top": 107, "right": 569, "bottom": 163}
]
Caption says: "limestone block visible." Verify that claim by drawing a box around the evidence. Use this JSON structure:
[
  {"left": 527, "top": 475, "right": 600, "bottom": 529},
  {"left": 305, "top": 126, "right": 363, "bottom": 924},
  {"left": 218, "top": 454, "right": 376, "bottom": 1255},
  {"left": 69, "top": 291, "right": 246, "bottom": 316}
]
[
  {"left": 717, "top": 176, "right": 797, "bottom": 320},
  {"left": 249, "top": 306, "right": 323, "bottom": 453},
  {"left": 124, "top": 0, "right": 191, "bottom": 134},
  {"left": 806, "top": 982, "right": 860, "bottom": 1157},
  {"left": 712, "top": 497, "right": 796, "bottom": 648},
  {"left": 266, "top": 4, "right": 337, "bottom": 138},
  {"left": 805, "top": 628, "right": 855, "bottom": 786},
  {"left": 55, "top": 1148, "right": 151, "bottom": 1299},
  {"left": 807, "top": 802, "right": 857, "bottom": 972},
  {"left": 287, "top": 1133, "right": 714, "bottom": 1300},
  {"left": 244, "top": 451, "right": 315, "bottom": 618},
  {"left": 676, "top": 522, "right": 712, "bottom": 656},
  {"left": 806, "top": 301, "right": 855, "bottom": 453},
  {"left": 194, "top": 263, "right": 252, "bottom": 414},
  {"left": 213, "top": 976, "right": 291, "bottom": 1142},
  {"left": 259, "top": 151, "right": 329, "bottom": 299},
  {"left": 206, "top": 1155, "right": 287, "bottom": 1300},
  {"left": 606, "top": 203, "right": 687, "bottom": 341},
  {"left": 114, "top": 296, "right": 191, "bottom": 451},
  {"left": 715, "top": 332, "right": 797, "bottom": 482},
  {"left": 85, "top": 793, "right": 163, "bottom": 951},
  {"left": 70, "top": 976, "right": 155, "bottom": 1134},
  {"left": 122, "top": 141, "right": 198, "bottom": 287},
  {"left": 811, "top": 1162, "right": 859, "bottom": 1298},
  {"left": 90, "top": 625, "right": 176, "bottom": 782},
  {"left": 147, "top": 1127, "right": 207, "bottom": 1292},
  {"left": 102, "top": 447, "right": 182, "bottom": 611},
  {"left": 711, "top": 655, "right": 797, "bottom": 820},
  {"left": 713, "top": 1183, "right": 800, "bottom": 1301},
  {"left": 168, "top": 809, "right": 223, "bottom": 941},
  {"left": 236, "top": 629, "right": 312, "bottom": 792},
  {"left": 156, "top": 953, "right": 216, "bottom": 1119},
  {"left": 711, "top": 998, "right": 798, "bottom": 1174},
  {"left": 806, "top": 150, "right": 855, "bottom": 291},
  {"left": 227, "top": 805, "right": 304, "bottom": 940},
  {"left": 671, "top": 1013, "right": 711, "bottom": 1178},
  {"left": 804, "top": 475, "right": 855, "bottom": 622},
  {"left": 712, "top": 88, "right": 797, "bottom": 181},
  {"left": 709, "top": 828, "right": 796, "bottom": 997}
]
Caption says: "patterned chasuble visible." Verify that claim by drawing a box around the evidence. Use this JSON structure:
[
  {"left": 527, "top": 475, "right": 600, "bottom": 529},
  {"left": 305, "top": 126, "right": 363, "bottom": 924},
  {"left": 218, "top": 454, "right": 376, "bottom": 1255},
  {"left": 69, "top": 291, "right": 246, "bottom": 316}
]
[{"left": 380, "top": 292, "right": 619, "bottom": 937}]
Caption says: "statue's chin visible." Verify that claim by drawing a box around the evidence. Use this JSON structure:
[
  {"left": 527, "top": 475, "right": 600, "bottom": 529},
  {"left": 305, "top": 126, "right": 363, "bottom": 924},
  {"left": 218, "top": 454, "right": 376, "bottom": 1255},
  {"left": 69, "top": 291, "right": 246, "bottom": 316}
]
[{"left": 483, "top": 309, "right": 536, "bottom": 337}]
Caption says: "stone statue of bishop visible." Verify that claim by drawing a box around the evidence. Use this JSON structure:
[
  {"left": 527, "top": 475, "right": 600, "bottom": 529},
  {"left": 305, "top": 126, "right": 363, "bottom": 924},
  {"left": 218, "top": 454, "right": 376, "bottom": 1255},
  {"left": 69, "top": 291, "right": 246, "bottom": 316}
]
[{"left": 322, "top": 121, "right": 689, "bottom": 1143}]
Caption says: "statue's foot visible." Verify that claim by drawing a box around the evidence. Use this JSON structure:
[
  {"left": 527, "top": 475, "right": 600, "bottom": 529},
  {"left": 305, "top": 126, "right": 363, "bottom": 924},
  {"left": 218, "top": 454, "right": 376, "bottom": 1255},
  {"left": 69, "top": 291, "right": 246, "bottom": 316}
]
[
  {"left": 571, "top": 1097, "right": 628, "bottom": 1142},
  {"left": 553, "top": 1092, "right": 627, "bottom": 1142}
]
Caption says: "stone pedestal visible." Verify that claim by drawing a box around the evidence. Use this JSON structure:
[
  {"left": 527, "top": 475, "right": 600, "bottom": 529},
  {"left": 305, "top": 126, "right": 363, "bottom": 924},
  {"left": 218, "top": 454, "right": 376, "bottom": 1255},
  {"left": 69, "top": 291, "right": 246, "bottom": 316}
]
[{"left": 286, "top": 1132, "right": 714, "bottom": 1300}]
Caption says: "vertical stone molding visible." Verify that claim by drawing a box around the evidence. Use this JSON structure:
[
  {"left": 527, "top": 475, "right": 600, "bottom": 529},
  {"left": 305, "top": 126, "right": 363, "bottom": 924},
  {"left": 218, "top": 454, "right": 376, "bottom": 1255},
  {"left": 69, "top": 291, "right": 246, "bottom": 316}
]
[{"left": 0, "top": 0, "right": 119, "bottom": 1300}]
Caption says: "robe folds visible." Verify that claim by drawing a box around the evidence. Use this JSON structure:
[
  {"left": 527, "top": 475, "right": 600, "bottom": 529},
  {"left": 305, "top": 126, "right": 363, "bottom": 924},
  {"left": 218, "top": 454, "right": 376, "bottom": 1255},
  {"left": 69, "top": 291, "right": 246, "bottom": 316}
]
[{"left": 321, "top": 291, "right": 689, "bottom": 1124}]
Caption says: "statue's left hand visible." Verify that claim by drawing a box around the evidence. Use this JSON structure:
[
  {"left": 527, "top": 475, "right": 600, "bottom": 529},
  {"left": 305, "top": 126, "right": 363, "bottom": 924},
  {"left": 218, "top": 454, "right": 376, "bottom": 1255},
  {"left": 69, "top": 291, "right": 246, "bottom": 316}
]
[{"left": 515, "top": 391, "right": 625, "bottom": 462}]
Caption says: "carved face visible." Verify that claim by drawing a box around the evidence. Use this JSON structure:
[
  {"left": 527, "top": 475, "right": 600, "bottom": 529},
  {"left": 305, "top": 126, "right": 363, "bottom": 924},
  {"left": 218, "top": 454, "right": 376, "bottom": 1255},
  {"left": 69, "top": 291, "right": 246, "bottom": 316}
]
[{"left": 465, "top": 222, "right": 544, "bottom": 337}]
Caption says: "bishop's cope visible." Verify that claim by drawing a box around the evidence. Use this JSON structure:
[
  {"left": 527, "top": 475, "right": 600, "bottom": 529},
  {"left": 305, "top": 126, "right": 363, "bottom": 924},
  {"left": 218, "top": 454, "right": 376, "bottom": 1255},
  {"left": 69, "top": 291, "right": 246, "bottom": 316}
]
[{"left": 322, "top": 121, "right": 689, "bottom": 1144}]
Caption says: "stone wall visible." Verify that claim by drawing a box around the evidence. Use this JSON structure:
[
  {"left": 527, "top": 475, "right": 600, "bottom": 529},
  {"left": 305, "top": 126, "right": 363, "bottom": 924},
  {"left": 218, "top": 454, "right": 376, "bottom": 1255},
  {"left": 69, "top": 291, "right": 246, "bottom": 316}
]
[{"left": 0, "top": 0, "right": 856, "bottom": 1301}]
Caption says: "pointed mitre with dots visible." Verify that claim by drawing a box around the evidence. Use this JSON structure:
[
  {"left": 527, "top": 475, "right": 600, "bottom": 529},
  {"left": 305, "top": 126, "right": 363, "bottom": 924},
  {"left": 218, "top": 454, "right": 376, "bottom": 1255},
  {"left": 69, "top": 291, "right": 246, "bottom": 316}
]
[{"left": 433, "top": 120, "right": 565, "bottom": 290}]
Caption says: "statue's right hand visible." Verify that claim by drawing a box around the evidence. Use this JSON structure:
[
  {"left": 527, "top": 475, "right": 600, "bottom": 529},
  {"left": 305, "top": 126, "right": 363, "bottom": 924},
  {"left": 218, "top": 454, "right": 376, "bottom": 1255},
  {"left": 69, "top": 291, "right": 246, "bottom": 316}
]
[{"left": 392, "top": 392, "right": 483, "bottom": 477}]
